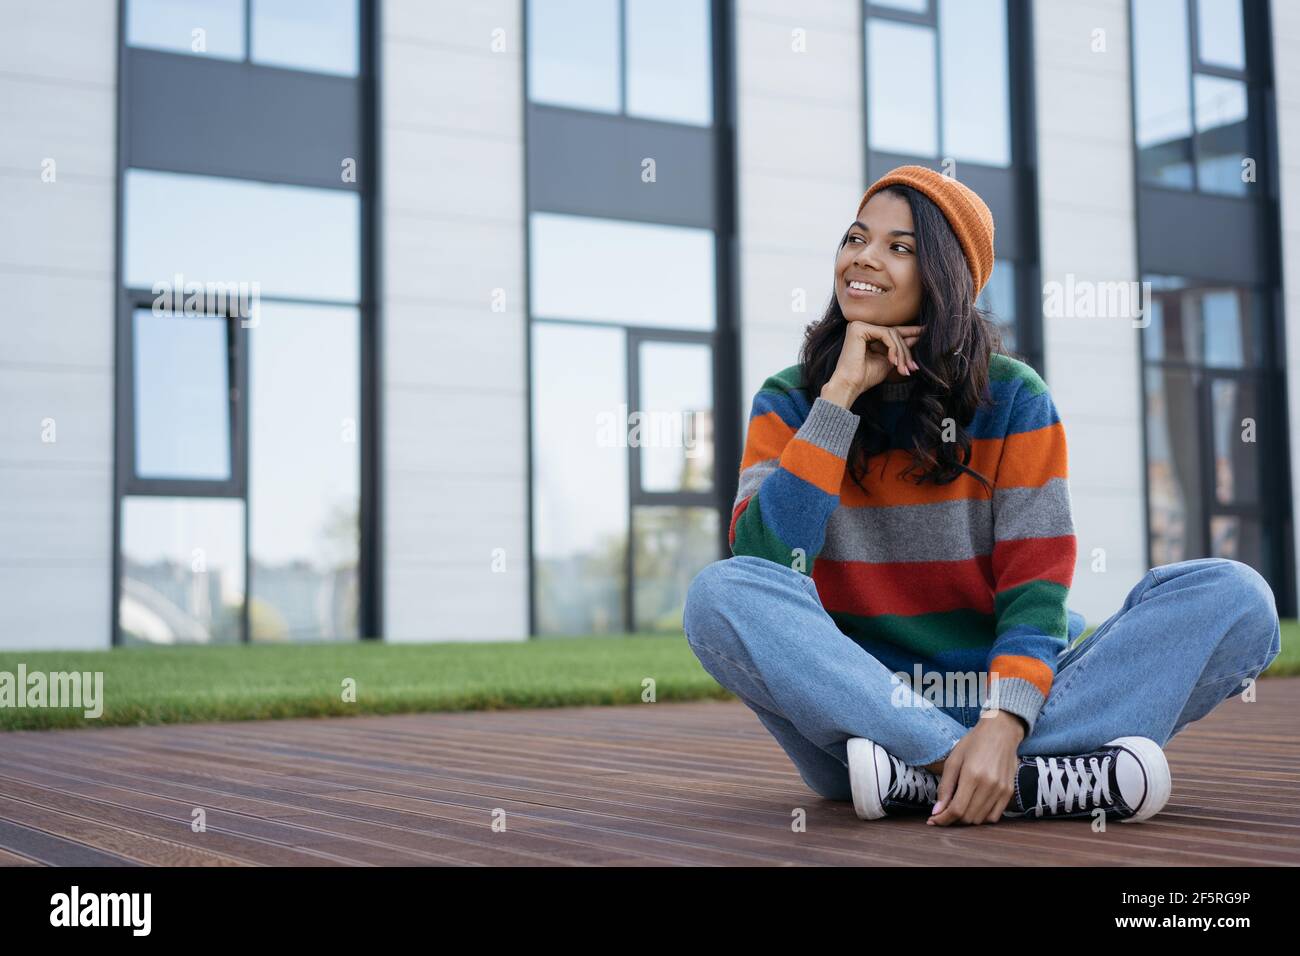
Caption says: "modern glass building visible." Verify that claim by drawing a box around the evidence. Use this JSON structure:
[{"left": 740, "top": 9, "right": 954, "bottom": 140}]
[{"left": 3, "top": 0, "right": 1298, "bottom": 652}]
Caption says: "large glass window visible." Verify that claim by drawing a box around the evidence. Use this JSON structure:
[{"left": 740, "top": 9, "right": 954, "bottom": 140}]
[
  {"left": 126, "top": 0, "right": 359, "bottom": 76},
  {"left": 865, "top": 0, "right": 1010, "bottom": 167},
  {"left": 127, "top": 0, "right": 246, "bottom": 60},
  {"left": 1196, "top": 0, "right": 1246, "bottom": 70},
  {"left": 529, "top": 213, "right": 716, "bottom": 330},
  {"left": 633, "top": 505, "right": 719, "bottom": 631},
  {"left": 527, "top": 0, "right": 621, "bottom": 113},
  {"left": 124, "top": 169, "right": 360, "bottom": 302},
  {"left": 526, "top": 3, "right": 725, "bottom": 637},
  {"left": 250, "top": 0, "right": 358, "bottom": 76},
  {"left": 1132, "top": 0, "right": 1252, "bottom": 195},
  {"left": 531, "top": 322, "right": 629, "bottom": 635},
  {"left": 527, "top": 0, "right": 712, "bottom": 126},
  {"left": 248, "top": 302, "right": 360, "bottom": 641},
  {"left": 637, "top": 341, "right": 714, "bottom": 493},
  {"left": 867, "top": 20, "right": 937, "bottom": 157},
  {"left": 133, "top": 310, "right": 234, "bottom": 481},
  {"left": 120, "top": 497, "right": 246, "bottom": 645},
  {"left": 117, "top": 0, "right": 369, "bottom": 646},
  {"left": 625, "top": 0, "right": 713, "bottom": 125},
  {"left": 1142, "top": 276, "right": 1272, "bottom": 572},
  {"left": 530, "top": 322, "right": 718, "bottom": 636}
]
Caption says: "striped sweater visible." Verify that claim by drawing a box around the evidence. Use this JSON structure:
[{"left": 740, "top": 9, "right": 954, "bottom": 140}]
[{"left": 729, "top": 353, "right": 1076, "bottom": 733}]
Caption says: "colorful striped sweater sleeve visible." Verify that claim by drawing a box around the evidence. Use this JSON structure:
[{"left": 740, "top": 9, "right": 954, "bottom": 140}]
[
  {"left": 982, "top": 367, "right": 1077, "bottom": 733},
  {"left": 729, "top": 367, "right": 861, "bottom": 575}
]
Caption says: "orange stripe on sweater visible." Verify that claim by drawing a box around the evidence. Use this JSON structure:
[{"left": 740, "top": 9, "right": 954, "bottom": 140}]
[
  {"left": 780, "top": 437, "right": 850, "bottom": 495},
  {"left": 988, "top": 654, "right": 1053, "bottom": 697},
  {"left": 996, "top": 423, "right": 1068, "bottom": 488},
  {"left": 835, "top": 425, "right": 1067, "bottom": 507},
  {"left": 739, "top": 411, "right": 795, "bottom": 472},
  {"left": 838, "top": 442, "right": 998, "bottom": 507}
]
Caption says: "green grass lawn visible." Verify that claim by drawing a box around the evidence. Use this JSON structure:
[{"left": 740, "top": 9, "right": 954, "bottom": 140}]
[{"left": 1, "top": 621, "right": 1296, "bottom": 731}]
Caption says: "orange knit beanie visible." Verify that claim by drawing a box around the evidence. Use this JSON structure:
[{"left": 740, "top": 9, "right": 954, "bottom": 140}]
[{"left": 858, "top": 165, "right": 995, "bottom": 296}]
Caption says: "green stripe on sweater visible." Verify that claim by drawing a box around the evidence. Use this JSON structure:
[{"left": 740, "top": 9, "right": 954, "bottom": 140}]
[{"left": 993, "top": 578, "right": 1070, "bottom": 635}]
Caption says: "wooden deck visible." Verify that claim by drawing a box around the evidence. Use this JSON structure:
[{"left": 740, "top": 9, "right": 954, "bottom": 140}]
[{"left": 0, "top": 679, "right": 1297, "bottom": 866}]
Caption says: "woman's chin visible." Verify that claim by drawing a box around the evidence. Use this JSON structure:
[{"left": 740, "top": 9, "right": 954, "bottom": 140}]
[{"left": 840, "top": 303, "right": 889, "bottom": 324}]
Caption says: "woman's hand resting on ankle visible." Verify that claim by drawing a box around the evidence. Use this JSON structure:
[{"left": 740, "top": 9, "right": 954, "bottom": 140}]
[{"left": 926, "top": 710, "right": 1026, "bottom": 826}]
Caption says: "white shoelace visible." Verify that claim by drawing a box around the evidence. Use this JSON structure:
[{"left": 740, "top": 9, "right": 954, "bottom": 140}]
[
  {"left": 1033, "top": 754, "right": 1113, "bottom": 816},
  {"left": 889, "top": 755, "right": 938, "bottom": 804}
]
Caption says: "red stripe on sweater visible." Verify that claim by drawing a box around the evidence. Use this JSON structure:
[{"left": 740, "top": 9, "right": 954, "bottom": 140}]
[
  {"left": 812, "top": 555, "right": 996, "bottom": 616},
  {"left": 991, "top": 534, "right": 1076, "bottom": 591}
]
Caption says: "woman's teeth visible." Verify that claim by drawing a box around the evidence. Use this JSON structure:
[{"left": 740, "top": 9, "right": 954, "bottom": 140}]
[{"left": 848, "top": 280, "right": 885, "bottom": 294}]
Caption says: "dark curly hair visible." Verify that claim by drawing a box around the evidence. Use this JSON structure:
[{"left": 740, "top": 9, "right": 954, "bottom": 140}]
[{"left": 799, "top": 183, "right": 1015, "bottom": 499}]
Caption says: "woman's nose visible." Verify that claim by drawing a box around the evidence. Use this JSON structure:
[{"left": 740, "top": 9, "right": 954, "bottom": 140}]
[{"left": 853, "top": 241, "right": 883, "bottom": 270}]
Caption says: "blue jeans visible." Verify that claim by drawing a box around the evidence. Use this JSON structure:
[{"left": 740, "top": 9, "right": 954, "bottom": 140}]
[{"left": 682, "top": 554, "right": 1283, "bottom": 802}]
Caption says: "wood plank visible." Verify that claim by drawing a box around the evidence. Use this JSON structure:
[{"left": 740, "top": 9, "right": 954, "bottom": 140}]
[{"left": 0, "top": 678, "right": 1295, "bottom": 866}]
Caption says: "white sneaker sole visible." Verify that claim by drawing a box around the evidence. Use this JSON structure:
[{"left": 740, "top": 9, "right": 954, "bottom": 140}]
[
  {"left": 847, "top": 737, "right": 886, "bottom": 821},
  {"left": 1105, "top": 735, "right": 1172, "bottom": 823}
]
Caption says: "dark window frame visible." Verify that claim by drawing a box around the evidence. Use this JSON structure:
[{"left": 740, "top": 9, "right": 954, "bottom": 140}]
[
  {"left": 525, "top": 0, "right": 714, "bottom": 128},
  {"left": 120, "top": 291, "right": 248, "bottom": 501},
  {"left": 1141, "top": 281, "right": 1274, "bottom": 555},
  {"left": 1132, "top": 0, "right": 1258, "bottom": 197},
  {"left": 1128, "top": 0, "right": 1295, "bottom": 614},
  {"left": 522, "top": 0, "right": 737, "bottom": 637},
  {"left": 111, "top": 0, "right": 380, "bottom": 645}
]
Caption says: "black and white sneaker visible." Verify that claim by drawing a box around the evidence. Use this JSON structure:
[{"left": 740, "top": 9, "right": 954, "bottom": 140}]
[
  {"left": 846, "top": 737, "right": 939, "bottom": 820},
  {"left": 1003, "top": 736, "right": 1171, "bottom": 823}
]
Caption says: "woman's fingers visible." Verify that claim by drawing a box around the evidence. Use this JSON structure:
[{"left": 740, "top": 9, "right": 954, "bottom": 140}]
[
  {"left": 888, "top": 328, "right": 913, "bottom": 376},
  {"left": 857, "top": 324, "right": 923, "bottom": 375}
]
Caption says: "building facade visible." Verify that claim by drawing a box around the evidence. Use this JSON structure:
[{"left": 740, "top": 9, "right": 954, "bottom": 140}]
[{"left": 2, "top": 0, "right": 1297, "bottom": 651}]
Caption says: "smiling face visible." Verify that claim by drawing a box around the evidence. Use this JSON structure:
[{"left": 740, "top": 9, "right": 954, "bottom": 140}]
[{"left": 835, "top": 189, "right": 923, "bottom": 327}]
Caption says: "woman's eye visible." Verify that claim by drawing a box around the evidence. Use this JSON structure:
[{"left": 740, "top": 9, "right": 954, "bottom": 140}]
[
  {"left": 892, "top": 244, "right": 912, "bottom": 254},
  {"left": 848, "top": 235, "right": 864, "bottom": 243}
]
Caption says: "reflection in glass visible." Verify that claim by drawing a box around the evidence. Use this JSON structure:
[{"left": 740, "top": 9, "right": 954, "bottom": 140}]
[
  {"left": 529, "top": 213, "right": 716, "bottom": 329},
  {"left": 1145, "top": 366, "right": 1204, "bottom": 564},
  {"left": 978, "top": 260, "right": 1016, "bottom": 351},
  {"left": 1201, "top": 289, "right": 1247, "bottom": 367},
  {"left": 133, "top": 310, "right": 231, "bottom": 481},
  {"left": 1210, "top": 515, "right": 1262, "bottom": 567},
  {"left": 527, "top": 0, "right": 620, "bottom": 113},
  {"left": 249, "top": 303, "right": 360, "bottom": 641},
  {"left": 1132, "top": 0, "right": 1193, "bottom": 187},
  {"left": 532, "top": 322, "right": 628, "bottom": 634},
  {"left": 1194, "top": 74, "right": 1249, "bottom": 195},
  {"left": 1196, "top": 0, "right": 1245, "bottom": 70},
  {"left": 638, "top": 341, "right": 714, "bottom": 493},
  {"left": 868, "top": 20, "right": 937, "bottom": 156},
  {"left": 1209, "top": 515, "right": 1239, "bottom": 560},
  {"left": 1143, "top": 278, "right": 1199, "bottom": 363},
  {"left": 252, "top": 0, "right": 358, "bottom": 76},
  {"left": 626, "top": 0, "right": 712, "bottom": 126},
  {"left": 939, "top": 0, "right": 1009, "bottom": 166},
  {"left": 124, "top": 169, "right": 361, "bottom": 302},
  {"left": 1210, "top": 377, "right": 1258, "bottom": 505},
  {"left": 120, "top": 496, "right": 245, "bottom": 645},
  {"left": 633, "top": 506, "right": 720, "bottom": 632},
  {"left": 871, "top": 0, "right": 929, "bottom": 10},
  {"left": 127, "top": 0, "right": 245, "bottom": 60}
]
